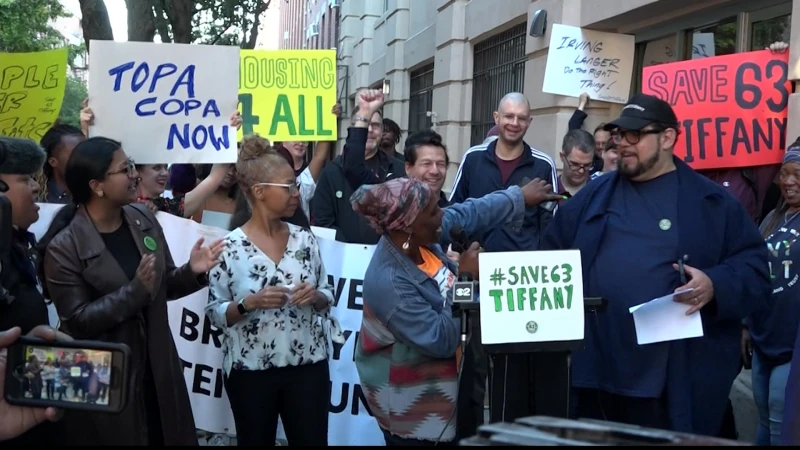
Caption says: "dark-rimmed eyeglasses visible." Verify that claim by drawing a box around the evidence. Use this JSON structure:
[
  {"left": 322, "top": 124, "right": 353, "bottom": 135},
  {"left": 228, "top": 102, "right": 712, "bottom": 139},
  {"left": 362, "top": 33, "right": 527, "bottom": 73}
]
[{"left": 611, "top": 129, "right": 663, "bottom": 145}]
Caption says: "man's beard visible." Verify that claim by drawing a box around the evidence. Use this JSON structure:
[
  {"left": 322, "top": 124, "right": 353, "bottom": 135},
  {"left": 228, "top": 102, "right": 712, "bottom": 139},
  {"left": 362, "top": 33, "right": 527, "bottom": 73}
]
[{"left": 618, "top": 142, "right": 661, "bottom": 179}]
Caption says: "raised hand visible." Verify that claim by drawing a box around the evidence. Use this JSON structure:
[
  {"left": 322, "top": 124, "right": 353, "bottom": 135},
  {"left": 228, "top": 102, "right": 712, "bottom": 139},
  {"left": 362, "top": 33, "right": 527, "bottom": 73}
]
[{"left": 356, "top": 89, "right": 385, "bottom": 116}]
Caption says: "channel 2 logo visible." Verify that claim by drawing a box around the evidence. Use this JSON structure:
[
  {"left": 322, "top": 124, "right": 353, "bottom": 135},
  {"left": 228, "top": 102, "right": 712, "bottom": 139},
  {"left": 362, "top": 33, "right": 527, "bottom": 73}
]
[
  {"left": 455, "top": 287, "right": 472, "bottom": 297},
  {"left": 453, "top": 282, "right": 474, "bottom": 303}
]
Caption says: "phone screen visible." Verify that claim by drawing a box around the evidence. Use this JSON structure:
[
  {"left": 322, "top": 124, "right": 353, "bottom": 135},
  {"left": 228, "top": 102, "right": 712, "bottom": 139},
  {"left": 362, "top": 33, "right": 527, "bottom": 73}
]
[{"left": 14, "top": 343, "right": 114, "bottom": 406}]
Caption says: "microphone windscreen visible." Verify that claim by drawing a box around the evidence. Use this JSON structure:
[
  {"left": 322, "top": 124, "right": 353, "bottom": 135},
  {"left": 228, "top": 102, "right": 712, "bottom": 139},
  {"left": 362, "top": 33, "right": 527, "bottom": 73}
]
[{"left": 449, "top": 224, "right": 467, "bottom": 253}]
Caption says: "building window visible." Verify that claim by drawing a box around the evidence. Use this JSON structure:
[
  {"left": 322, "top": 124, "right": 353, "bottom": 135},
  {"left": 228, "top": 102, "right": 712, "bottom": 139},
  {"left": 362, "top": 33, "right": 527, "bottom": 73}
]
[
  {"left": 383, "top": 0, "right": 389, "bottom": 12},
  {"left": 408, "top": 64, "right": 434, "bottom": 134},
  {"left": 687, "top": 18, "right": 737, "bottom": 59},
  {"left": 630, "top": 2, "right": 792, "bottom": 95},
  {"left": 470, "top": 22, "right": 527, "bottom": 146}
]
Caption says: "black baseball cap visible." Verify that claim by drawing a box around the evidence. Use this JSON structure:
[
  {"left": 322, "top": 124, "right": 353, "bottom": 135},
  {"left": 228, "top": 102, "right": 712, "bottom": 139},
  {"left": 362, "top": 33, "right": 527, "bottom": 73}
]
[{"left": 603, "top": 93, "right": 679, "bottom": 131}]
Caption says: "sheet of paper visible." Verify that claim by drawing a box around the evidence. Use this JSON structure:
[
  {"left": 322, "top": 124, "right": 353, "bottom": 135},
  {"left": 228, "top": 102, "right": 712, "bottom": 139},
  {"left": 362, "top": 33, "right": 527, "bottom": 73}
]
[
  {"left": 628, "top": 288, "right": 704, "bottom": 345},
  {"left": 200, "top": 210, "right": 233, "bottom": 230}
]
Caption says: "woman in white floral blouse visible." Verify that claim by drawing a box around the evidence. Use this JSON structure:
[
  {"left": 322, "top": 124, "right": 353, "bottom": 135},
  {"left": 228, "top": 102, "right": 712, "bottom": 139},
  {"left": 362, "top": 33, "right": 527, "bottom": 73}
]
[{"left": 205, "top": 135, "right": 342, "bottom": 446}]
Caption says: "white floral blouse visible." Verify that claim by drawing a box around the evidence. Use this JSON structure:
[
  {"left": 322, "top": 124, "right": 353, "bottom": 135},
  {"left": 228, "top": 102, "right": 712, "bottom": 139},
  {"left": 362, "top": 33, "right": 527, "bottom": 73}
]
[{"left": 206, "top": 224, "right": 344, "bottom": 374}]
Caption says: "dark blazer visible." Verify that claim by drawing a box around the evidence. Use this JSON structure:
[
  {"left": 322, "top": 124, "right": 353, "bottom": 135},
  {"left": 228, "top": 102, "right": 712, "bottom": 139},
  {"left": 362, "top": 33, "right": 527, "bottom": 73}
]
[
  {"left": 541, "top": 157, "right": 771, "bottom": 435},
  {"left": 42, "top": 204, "right": 204, "bottom": 446}
]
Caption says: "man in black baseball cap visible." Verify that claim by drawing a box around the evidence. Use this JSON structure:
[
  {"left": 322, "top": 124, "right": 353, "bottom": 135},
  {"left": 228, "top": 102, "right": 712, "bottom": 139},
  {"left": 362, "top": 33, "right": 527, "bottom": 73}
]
[
  {"left": 598, "top": 93, "right": 681, "bottom": 181},
  {"left": 540, "top": 92, "right": 769, "bottom": 437},
  {"left": 603, "top": 93, "right": 679, "bottom": 132}
]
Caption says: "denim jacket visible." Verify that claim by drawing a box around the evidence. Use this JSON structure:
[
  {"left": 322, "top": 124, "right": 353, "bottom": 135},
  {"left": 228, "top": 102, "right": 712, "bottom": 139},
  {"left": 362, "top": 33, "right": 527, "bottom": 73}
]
[
  {"left": 362, "top": 185, "right": 525, "bottom": 363},
  {"left": 356, "top": 186, "right": 526, "bottom": 440}
]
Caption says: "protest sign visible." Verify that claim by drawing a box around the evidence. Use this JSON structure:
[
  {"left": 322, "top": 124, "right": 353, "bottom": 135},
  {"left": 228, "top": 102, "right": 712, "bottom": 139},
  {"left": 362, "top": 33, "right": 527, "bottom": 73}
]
[
  {"left": 238, "top": 49, "right": 338, "bottom": 142},
  {"left": 479, "top": 250, "right": 584, "bottom": 345},
  {"left": 643, "top": 49, "right": 790, "bottom": 170},
  {"left": 542, "top": 24, "right": 634, "bottom": 104},
  {"left": 0, "top": 48, "right": 68, "bottom": 141},
  {"left": 642, "top": 33, "right": 716, "bottom": 67},
  {"left": 88, "top": 40, "right": 239, "bottom": 164}
]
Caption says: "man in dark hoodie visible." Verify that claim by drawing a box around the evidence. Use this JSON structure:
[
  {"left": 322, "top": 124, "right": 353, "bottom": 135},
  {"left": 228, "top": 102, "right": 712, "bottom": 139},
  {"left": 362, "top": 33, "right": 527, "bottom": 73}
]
[{"left": 311, "top": 89, "right": 406, "bottom": 244}]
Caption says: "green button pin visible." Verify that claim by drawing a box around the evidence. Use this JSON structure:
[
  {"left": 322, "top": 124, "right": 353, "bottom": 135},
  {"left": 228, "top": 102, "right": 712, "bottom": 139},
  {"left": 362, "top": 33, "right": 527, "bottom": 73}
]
[{"left": 144, "top": 236, "right": 157, "bottom": 252}]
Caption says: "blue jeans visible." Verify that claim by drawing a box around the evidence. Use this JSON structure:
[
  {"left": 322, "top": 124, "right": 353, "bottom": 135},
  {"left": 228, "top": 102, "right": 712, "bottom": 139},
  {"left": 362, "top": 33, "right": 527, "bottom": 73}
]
[{"left": 752, "top": 351, "right": 791, "bottom": 446}]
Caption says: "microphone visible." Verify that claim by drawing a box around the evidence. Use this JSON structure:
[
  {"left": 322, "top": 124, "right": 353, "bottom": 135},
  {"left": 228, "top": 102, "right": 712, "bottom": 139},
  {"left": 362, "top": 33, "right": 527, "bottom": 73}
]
[
  {"left": 449, "top": 224, "right": 469, "bottom": 253},
  {"left": 521, "top": 176, "right": 560, "bottom": 212},
  {"left": 452, "top": 271, "right": 476, "bottom": 347}
]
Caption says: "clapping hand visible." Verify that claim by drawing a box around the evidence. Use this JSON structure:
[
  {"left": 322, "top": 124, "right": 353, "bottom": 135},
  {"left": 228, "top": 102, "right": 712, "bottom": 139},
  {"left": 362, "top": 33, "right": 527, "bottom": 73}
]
[
  {"left": 135, "top": 254, "right": 157, "bottom": 294},
  {"left": 189, "top": 237, "right": 225, "bottom": 275}
]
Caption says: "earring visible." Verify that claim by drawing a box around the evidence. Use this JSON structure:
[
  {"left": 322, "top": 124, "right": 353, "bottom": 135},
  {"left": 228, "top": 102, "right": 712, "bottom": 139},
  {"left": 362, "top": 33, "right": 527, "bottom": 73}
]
[
  {"left": 98, "top": 191, "right": 104, "bottom": 197},
  {"left": 402, "top": 233, "right": 412, "bottom": 251}
]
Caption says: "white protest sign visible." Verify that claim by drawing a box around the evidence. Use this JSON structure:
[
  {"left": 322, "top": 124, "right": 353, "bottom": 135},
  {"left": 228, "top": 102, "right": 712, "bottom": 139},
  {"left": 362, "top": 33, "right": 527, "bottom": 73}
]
[
  {"left": 32, "top": 204, "right": 385, "bottom": 445},
  {"left": 156, "top": 211, "right": 237, "bottom": 434},
  {"left": 542, "top": 24, "right": 635, "bottom": 104},
  {"left": 294, "top": 238, "right": 384, "bottom": 446},
  {"left": 642, "top": 33, "right": 715, "bottom": 67},
  {"left": 478, "top": 250, "right": 584, "bottom": 345},
  {"left": 690, "top": 33, "right": 716, "bottom": 59},
  {"left": 88, "top": 40, "right": 239, "bottom": 164}
]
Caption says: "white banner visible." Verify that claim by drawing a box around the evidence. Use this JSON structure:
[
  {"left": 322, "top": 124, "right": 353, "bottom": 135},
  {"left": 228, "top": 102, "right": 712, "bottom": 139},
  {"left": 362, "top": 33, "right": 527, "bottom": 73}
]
[
  {"left": 542, "top": 23, "right": 635, "bottom": 104},
  {"left": 32, "top": 204, "right": 384, "bottom": 445},
  {"left": 88, "top": 40, "right": 239, "bottom": 164}
]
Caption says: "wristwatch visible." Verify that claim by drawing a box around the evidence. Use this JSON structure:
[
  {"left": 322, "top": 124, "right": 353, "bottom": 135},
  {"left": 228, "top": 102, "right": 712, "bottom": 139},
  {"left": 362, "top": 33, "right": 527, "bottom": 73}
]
[{"left": 237, "top": 297, "right": 250, "bottom": 315}]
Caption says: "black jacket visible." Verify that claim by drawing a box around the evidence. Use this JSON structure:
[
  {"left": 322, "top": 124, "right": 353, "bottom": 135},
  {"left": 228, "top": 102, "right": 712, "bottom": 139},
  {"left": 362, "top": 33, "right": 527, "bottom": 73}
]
[
  {"left": 311, "top": 154, "right": 406, "bottom": 244},
  {"left": 0, "top": 229, "right": 65, "bottom": 446},
  {"left": 311, "top": 127, "right": 406, "bottom": 244}
]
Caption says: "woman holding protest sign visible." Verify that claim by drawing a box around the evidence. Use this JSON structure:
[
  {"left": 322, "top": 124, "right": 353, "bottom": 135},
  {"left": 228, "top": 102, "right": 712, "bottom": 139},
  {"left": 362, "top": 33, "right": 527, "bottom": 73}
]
[
  {"left": 205, "top": 134, "right": 344, "bottom": 446},
  {"left": 37, "top": 137, "right": 225, "bottom": 446}
]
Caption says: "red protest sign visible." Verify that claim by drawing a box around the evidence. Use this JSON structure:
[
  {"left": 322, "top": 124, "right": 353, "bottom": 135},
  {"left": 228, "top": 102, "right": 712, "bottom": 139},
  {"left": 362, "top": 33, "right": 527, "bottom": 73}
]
[{"left": 642, "top": 50, "right": 790, "bottom": 170}]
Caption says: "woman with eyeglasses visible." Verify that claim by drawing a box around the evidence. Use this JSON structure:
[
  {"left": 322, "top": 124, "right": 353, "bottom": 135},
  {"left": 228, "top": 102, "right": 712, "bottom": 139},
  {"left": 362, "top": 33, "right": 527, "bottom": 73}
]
[
  {"left": 206, "top": 134, "right": 343, "bottom": 446},
  {"left": 79, "top": 105, "right": 243, "bottom": 219},
  {"left": 37, "top": 137, "right": 225, "bottom": 446}
]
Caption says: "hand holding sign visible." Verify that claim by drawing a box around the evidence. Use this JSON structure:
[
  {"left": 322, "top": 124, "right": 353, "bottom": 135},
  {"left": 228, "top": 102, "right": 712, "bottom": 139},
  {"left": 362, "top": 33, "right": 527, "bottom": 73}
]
[{"left": 768, "top": 41, "right": 789, "bottom": 53}]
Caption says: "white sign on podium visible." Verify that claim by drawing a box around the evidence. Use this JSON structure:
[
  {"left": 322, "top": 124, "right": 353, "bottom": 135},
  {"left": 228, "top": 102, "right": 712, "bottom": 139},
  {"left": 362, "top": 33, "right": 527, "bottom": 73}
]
[{"left": 478, "top": 250, "right": 584, "bottom": 345}]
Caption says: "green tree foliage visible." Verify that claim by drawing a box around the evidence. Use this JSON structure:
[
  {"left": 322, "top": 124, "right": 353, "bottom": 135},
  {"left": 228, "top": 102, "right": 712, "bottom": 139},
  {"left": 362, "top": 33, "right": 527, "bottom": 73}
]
[
  {"left": 191, "top": 0, "right": 271, "bottom": 49},
  {"left": 0, "top": 0, "right": 87, "bottom": 128},
  {"left": 0, "top": 0, "right": 68, "bottom": 52},
  {"left": 82, "top": 0, "right": 270, "bottom": 49},
  {"left": 58, "top": 76, "right": 88, "bottom": 127}
]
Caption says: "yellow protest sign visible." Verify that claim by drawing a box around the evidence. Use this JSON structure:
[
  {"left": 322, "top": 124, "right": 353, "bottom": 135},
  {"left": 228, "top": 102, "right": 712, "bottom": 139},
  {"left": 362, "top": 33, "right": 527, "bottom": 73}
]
[
  {"left": 238, "top": 49, "right": 337, "bottom": 142},
  {"left": 0, "top": 48, "right": 68, "bottom": 141}
]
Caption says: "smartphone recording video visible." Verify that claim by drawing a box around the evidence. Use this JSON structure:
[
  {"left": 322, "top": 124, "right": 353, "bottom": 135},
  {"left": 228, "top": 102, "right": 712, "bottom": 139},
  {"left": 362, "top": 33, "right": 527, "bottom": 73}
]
[{"left": 5, "top": 337, "right": 130, "bottom": 413}]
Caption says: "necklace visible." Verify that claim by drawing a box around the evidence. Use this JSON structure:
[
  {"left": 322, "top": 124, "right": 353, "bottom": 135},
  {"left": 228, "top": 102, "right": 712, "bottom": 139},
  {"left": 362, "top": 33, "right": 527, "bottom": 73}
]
[{"left": 784, "top": 210, "right": 800, "bottom": 225}]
